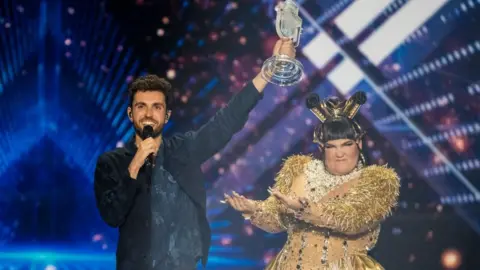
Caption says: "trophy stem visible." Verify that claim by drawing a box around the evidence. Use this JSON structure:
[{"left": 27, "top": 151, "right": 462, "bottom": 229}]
[{"left": 261, "top": 54, "right": 304, "bottom": 87}]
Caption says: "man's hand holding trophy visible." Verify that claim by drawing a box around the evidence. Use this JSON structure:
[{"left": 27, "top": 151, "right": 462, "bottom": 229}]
[{"left": 261, "top": 0, "right": 304, "bottom": 86}]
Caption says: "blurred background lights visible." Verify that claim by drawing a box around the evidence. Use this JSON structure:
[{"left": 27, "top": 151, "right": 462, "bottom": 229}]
[
  {"left": 166, "top": 69, "right": 176, "bottom": 79},
  {"left": 156, "top": 28, "right": 165, "bottom": 37},
  {"left": 441, "top": 249, "right": 462, "bottom": 269}
]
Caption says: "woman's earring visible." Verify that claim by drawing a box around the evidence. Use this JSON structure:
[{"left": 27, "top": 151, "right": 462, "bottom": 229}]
[{"left": 360, "top": 152, "right": 366, "bottom": 165}]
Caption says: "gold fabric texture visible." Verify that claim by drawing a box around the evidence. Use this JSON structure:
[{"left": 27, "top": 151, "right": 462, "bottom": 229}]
[
  {"left": 266, "top": 253, "right": 385, "bottom": 270},
  {"left": 249, "top": 155, "right": 400, "bottom": 269},
  {"left": 306, "top": 164, "right": 400, "bottom": 234},
  {"left": 304, "top": 159, "right": 361, "bottom": 203}
]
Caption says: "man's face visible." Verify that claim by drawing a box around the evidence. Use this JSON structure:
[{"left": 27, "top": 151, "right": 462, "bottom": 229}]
[{"left": 128, "top": 91, "right": 170, "bottom": 138}]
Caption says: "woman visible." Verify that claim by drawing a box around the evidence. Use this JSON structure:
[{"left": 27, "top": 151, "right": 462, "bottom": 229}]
[{"left": 223, "top": 92, "right": 400, "bottom": 269}]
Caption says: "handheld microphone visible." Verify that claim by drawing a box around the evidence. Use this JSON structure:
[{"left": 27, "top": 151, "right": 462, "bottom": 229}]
[{"left": 142, "top": 125, "right": 155, "bottom": 167}]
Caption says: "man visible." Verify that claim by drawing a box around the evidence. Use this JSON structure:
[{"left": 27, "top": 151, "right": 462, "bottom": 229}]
[{"left": 94, "top": 38, "right": 295, "bottom": 269}]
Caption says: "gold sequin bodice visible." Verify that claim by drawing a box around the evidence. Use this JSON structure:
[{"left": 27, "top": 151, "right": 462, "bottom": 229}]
[{"left": 270, "top": 221, "right": 380, "bottom": 269}]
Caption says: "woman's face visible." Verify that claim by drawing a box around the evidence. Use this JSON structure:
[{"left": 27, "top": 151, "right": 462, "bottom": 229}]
[{"left": 321, "top": 139, "right": 361, "bottom": 175}]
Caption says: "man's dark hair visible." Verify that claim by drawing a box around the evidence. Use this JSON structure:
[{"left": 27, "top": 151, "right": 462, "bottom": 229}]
[{"left": 128, "top": 74, "right": 173, "bottom": 109}]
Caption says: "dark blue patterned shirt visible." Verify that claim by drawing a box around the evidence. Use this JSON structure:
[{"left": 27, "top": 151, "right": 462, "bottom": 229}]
[{"left": 148, "top": 147, "right": 203, "bottom": 269}]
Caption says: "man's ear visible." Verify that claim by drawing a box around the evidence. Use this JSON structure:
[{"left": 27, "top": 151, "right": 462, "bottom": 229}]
[
  {"left": 127, "top": 107, "right": 133, "bottom": 122},
  {"left": 165, "top": 110, "right": 172, "bottom": 123}
]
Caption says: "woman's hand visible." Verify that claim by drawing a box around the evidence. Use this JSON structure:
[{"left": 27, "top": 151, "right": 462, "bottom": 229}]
[
  {"left": 269, "top": 187, "right": 309, "bottom": 212},
  {"left": 222, "top": 191, "right": 257, "bottom": 216}
]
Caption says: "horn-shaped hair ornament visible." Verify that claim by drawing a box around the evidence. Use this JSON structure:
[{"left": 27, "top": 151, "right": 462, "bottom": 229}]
[{"left": 306, "top": 91, "right": 367, "bottom": 143}]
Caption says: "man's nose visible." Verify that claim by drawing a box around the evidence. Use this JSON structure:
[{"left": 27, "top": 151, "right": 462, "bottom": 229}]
[{"left": 145, "top": 107, "right": 153, "bottom": 116}]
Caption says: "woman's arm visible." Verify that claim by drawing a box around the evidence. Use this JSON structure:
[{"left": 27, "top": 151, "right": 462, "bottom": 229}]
[
  {"left": 298, "top": 165, "right": 400, "bottom": 235},
  {"left": 227, "top": 155, "right": 312, "bottom": 233}
]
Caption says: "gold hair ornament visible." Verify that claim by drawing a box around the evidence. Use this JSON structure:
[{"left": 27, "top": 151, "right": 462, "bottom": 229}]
[{"left": 306, "top": 91, "right": 367, "bottom": 143}]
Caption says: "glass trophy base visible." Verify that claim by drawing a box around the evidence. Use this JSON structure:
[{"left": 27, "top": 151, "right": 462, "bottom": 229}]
[{"left": 261, "top": 54, "right": 304, "bottom": 86}]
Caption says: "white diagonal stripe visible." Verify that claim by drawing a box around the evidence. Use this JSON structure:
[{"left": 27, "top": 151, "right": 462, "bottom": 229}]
[
  {"left": 327, "top": 58, "right": 364, "bottom": 95},
  {"left": 335, "top": 0, "right": 396, "bottom": 39},
  {"left": 359, "top": 0, "right": 450, "bottom": 65},
  {"left": 302, "top": 32, "right": 339, "bottom": 69}
]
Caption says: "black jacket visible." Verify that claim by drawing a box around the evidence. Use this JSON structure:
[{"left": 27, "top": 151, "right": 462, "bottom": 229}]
[{"left": 94, "top": 81, "right": 263, "bottom": 268}]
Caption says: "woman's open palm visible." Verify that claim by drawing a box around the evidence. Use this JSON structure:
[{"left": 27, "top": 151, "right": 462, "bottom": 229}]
[{"left": 222, "top": 191, "right": 257, "bottom": 215}]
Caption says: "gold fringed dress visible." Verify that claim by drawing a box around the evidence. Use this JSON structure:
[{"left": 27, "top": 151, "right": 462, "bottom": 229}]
[{"left": 246, "top": 155, "right": 400, "bottom": 270}]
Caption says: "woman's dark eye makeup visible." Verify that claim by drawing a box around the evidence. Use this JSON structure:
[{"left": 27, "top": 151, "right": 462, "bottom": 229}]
[{"left": 326, "top": 141, "right": 354, "bottom": 148}]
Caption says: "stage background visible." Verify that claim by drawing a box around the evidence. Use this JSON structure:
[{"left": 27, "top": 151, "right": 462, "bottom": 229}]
[{"left": 1, "top": 0, "right": 480, "bottom": 269}]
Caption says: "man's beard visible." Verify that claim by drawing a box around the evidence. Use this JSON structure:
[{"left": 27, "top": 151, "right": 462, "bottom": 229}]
[{"left": 134, "top": 121, "right": 163, "bottom": 139}]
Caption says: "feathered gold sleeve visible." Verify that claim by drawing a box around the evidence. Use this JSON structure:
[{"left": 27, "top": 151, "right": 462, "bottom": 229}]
[
  {"left": 247, "top": 197, "right": 285, "bottom": 233},
  {"left": 305, "top": 165, "right": 400, "bottom": 234},
  {"left": 248, "top": 155, "right": 312, "bottom": 233}
]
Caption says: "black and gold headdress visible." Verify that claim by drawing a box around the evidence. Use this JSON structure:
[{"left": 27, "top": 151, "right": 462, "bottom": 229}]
[{"left": 306, "top": 91, "right": 367, "bottom": 143}]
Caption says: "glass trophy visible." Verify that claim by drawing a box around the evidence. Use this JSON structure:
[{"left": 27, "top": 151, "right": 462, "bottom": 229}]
[{"left": 261, "top": 0, "right": 304, "bottom": 86}]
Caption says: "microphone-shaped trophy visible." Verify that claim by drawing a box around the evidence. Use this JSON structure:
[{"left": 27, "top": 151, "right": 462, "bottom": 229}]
[{"left": 261, "top": 0, "right": 304, "bottom": 86}]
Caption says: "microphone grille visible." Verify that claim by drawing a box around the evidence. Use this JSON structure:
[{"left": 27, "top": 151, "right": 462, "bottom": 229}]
[{"left": 142, "top": 125, "right": 154, "bottom": 139}]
